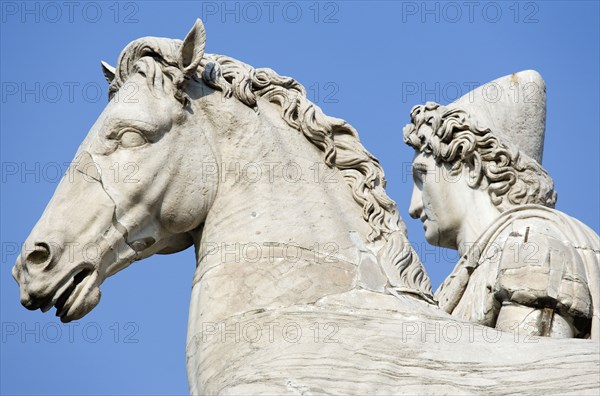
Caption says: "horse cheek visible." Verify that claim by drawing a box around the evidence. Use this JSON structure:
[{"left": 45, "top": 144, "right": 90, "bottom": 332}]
[{"left": 160, "top": 186, "right": 207, "bottom": 234}]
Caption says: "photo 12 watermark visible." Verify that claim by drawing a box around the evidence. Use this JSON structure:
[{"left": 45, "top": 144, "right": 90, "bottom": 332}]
[
  {"left": 400, "top": 1, "right": 540, "bottom": 24},
  {"left": 400, "top": 79, "right": 544, "bottom": 104},
  {"left": 1, "top": 160, "right": 140, "bottom": 185},
  {"left": 1, "top": 321, "right": 140, "bottom": 344},
  {"left": 1, "top": 81, "right": 105, "bottom": 104},
  {"left": 1, "top": 1, "right": 141, "bottom": 24},
  {"left": 191, "top": 320, "right": 340, "bottom": 345},
  {"left": 199, "top": 1, "right": 340, "bottom": 24}
]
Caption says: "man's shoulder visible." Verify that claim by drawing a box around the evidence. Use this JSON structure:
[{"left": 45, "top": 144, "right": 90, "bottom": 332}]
[
  {"left": 489, "top": 205, "right": 596, "bottom": 322},
  {"left": 485, "top": 204, "right": 597, "bottom": 251}
]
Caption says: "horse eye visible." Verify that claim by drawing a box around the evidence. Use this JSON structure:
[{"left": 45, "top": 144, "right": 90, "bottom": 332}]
[{"left": 120, "top": 130, "right": 147, "bottom": 148}]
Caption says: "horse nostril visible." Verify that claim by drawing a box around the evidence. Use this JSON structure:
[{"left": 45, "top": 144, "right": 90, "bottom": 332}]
[{"left": 26, "top": 243, "right": 51, "bottom": 265}]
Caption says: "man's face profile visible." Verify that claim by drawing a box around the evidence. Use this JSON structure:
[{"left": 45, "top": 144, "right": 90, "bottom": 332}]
[{"left": 408, "top": 146, "right": 469, "bottom": 251}]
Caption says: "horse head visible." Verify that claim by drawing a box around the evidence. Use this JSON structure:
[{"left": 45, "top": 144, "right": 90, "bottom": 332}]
[{"left": 12, "top": 20, "right": 218, "bottom": 322}]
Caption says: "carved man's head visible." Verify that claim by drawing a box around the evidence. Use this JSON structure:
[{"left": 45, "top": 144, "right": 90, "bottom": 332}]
[{"left": 403, "top": 101, "right": 557, "bottom": 248}]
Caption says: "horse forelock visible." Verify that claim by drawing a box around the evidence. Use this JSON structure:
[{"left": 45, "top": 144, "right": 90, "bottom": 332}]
[
  {"left": 106, "top": 38, "right": 434, "bottom": 301},
  {"left": 109, "top": 37, "right": 182, "bottom": 97}
]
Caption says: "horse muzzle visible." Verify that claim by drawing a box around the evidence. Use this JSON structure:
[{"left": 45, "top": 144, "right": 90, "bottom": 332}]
[
  {"left": 13, "top": 251, "right": 100, "bottom": 322},
  {"left": 12, "top": 151, "right": 136, "bottom": 322}
]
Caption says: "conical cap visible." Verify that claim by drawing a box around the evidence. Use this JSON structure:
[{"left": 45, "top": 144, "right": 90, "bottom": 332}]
[{"left": 448, "top": 70, "right": 546, "bottom": 163}]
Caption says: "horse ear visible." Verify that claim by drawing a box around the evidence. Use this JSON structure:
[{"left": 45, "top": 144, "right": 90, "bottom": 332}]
[
  {"left": 179, "top": 19, "right": 206, "bottom": 76},
  {"left": 100, "top": 61, "right": 116, "bottom": 84}
]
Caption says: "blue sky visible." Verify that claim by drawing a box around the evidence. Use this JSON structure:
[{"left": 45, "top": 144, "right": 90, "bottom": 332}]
[{"left": 1, "top": 1, "right": 599, "bottom": 395}]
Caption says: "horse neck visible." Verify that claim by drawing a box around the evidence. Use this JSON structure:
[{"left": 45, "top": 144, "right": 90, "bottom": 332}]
[
  {"left": 185, "top": 95, "right": 435, "bottom": 330},
  {"left": 196, "top": 98, "right": 372, "bottom": 267}
]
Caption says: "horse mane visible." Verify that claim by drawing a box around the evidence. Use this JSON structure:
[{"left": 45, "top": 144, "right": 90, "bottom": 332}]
[{"left": 109, "top": 37, "right": 434, "bottom": 303}]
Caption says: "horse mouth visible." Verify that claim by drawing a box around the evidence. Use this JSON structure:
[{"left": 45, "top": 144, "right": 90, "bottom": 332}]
[{"left": 40, "top": 266, "right": 100, "bottom": 322}]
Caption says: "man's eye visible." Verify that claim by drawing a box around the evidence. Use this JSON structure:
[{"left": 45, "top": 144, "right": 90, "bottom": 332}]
[{"left": 120, "top": 130, "right": 147, "bottom": 148}]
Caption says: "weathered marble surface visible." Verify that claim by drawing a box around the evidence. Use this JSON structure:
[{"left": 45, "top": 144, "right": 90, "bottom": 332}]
[
  {"left": 188, "top": 290, "right": 600, "bottom": 395},
  {"left": 12, "top": 20, "right": 600, "bottom": 395}
]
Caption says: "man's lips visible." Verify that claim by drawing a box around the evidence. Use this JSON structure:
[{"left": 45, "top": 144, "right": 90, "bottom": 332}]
[{"left": 419, "top": 214, "right": 429, "bottom": 230}]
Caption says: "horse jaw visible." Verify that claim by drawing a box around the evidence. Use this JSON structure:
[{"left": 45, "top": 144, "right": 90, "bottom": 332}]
[{"left": 157, "top": 234, "right": 195, "bottom": 255}]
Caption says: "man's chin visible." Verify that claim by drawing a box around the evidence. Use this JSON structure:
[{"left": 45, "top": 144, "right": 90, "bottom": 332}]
[
  {"left": 424, "top": 228, "right": 457, "bottom": 250},
  {"left": 424, "top": 227, "right": 441, "bottom": 247}
]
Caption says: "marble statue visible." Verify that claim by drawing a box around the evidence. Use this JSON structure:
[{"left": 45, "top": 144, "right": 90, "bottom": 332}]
[
  {"left": 404, "top": 71, "right": 600, "bottom": 339},
  {"left": 12, "top": 20, "right": 600, "bottom": 394}
]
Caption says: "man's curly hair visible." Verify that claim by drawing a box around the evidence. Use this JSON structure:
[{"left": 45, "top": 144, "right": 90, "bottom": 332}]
[{"left": 403, "top": 102, "right": 557, "bottom": 212}]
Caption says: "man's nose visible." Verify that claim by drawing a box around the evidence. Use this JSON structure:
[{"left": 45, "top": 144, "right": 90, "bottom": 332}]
[{"left": 408, "top": 186, "right": 423, "bottom": 219}]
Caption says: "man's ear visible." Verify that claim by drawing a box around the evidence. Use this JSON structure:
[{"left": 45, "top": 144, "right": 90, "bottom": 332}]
[
  {"left": 464, "top": 154, "right": 483, "bottom": 188},
  {"left": 179, "top": 19, "right": 206, "bottom": 76}
]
